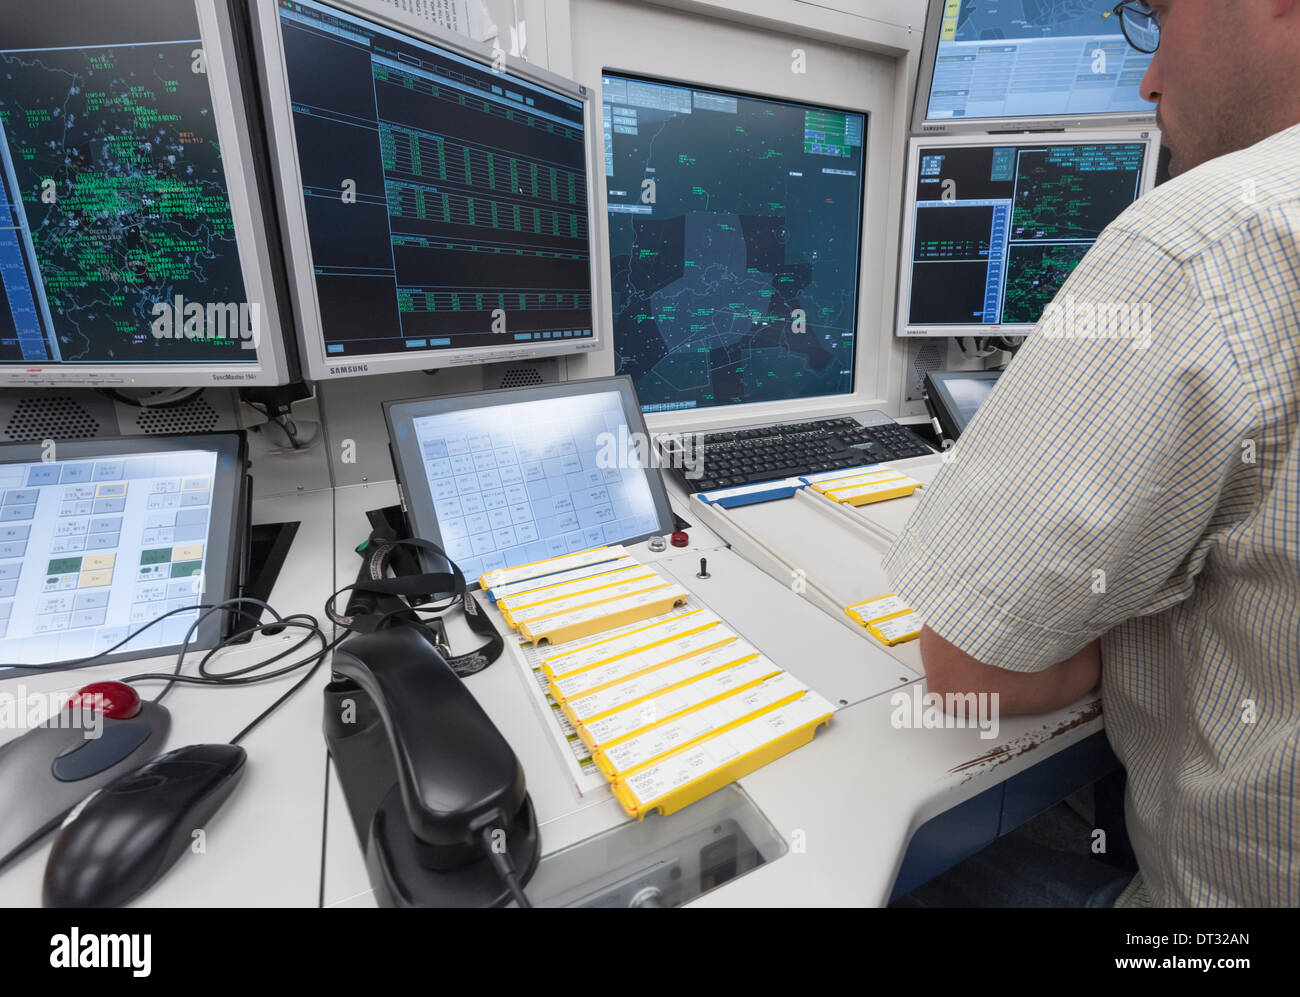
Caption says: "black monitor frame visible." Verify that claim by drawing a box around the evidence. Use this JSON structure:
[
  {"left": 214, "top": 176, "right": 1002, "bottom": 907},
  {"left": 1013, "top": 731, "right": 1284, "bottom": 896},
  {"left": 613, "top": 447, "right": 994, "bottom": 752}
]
[
  {"left": 0, "top": 431, "right": 248, "bottom": 674},
  {"left": 923, "top": 369, "right": 1002, "bottom": 444},
  {"left": 384, "top": 376, "right": 676, "bottom": 589}
]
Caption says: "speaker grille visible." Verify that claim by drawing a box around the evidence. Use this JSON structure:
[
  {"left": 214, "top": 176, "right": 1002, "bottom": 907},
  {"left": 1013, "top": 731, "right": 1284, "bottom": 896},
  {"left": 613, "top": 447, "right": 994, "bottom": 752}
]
[
  {"left": 134, "top": 395, "right": 220, "bottom": 434},
  {"left": 497, "top": 365, "right": 545, "bottom": 389},
  {"left": 907, "top": 340, "right": 946, "bottom": 400},
  {"left": 4, "top": 395, "right": 99, "bottom": 442}
]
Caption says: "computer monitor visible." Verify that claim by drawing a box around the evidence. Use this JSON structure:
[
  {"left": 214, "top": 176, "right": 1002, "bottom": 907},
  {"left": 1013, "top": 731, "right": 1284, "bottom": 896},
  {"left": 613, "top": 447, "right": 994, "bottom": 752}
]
[
  {"left": 0, "top": 432, "right": 247, "bottom": 671},
  {"left": 602, "top": 72, "right": 866, "bottom": 416},
  {"left": 923, "top": 369, "right": 1001, "bottom": 443},
  {"left": 252, "top": 0, "right": 602, "bottom": 381},
  {"left": 384, "top": 377, "right": 675, "bottom": 586},
  {"left": 897, "top": 132, "right": 1159, "bottom": 338},
  {"left": 912, "top": 0, "right": 1157, "bottom": 135},
  {"left": 0, "top": 0, "right": 295, "bottom": 388}
]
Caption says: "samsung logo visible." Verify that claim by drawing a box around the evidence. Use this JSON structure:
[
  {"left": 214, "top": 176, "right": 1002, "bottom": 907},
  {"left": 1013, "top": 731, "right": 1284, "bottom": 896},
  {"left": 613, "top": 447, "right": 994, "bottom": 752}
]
[{"left": 328, "top": 364, "right": 370, "bottom": 375}]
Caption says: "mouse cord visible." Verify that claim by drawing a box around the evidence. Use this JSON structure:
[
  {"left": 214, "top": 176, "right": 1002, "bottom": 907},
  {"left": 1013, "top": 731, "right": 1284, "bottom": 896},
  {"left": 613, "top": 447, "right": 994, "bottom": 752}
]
[
  {"left": 479, "top": 824, "right": 533, "bottom": 909},
  {"left": 114, "top": 596, "right": 348, "bottom": 745},
  {"left": 114, "top": 597, "right": 319, "bottom": 704},
  {"left": 113, "top": 597, "right": 348, "bottom": 743},
  {"left": 225, "top": 630, "right": 345, "bottom": 746}
]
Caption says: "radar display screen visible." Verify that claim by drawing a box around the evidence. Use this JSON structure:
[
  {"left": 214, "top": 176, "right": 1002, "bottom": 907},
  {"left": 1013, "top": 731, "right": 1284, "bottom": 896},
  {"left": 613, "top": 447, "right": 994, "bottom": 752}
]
[
  {"left": 602, "top": 73, "right": 865, "bottom": 413},
  {"left": 906, "top": 140, "right": 1147, "bottom": 328},
  {"left": 0, "top": 1, "right": 257, "bottom": 366}
]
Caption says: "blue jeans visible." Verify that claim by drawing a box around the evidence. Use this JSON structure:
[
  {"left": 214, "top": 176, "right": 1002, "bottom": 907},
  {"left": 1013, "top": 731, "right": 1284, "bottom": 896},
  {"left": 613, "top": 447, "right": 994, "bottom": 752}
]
[{"left": 892, "top": 817, "right": 1136, "bottom": 908}]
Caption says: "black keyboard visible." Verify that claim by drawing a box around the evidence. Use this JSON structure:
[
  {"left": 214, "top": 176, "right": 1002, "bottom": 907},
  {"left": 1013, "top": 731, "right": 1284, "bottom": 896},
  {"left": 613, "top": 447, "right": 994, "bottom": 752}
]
[{"left": 660, "top": 417, "right": 934, "bottom": 493}]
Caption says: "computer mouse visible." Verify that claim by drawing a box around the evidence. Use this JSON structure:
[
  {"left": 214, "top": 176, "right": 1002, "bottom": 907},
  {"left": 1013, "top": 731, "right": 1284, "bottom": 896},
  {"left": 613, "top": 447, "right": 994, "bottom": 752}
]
[{"left": 42, "top": 743, "right": 247, "bottom": 908}]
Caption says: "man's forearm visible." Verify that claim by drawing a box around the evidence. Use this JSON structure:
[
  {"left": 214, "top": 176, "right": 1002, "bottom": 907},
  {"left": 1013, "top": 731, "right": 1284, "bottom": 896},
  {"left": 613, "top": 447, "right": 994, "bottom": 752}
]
[{"left": 919, "top": 626, "right": 1102, "bottom": 716}]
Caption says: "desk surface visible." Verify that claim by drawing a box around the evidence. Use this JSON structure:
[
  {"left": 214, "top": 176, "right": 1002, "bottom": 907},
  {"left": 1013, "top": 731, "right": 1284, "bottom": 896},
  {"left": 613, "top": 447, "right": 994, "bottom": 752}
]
[
  {"left": 0, "top": 467, "right": 1102, "bottom": 908},
  {"left": 321, "top": 479, "right": 1102, "bottom": 908},
  {"left": 0, "top": 487, "right": 335, "bottom": 908}
]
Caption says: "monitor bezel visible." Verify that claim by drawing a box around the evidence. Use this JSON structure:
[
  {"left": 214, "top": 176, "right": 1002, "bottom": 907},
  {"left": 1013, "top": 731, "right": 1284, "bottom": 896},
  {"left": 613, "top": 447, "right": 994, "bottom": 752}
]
[
  {"left": 924, "top": 369, "right": 1002, "bottom": 442},
  {"left": 0, "top": 0, "right": 295, "bottom": 388},
  {"left": 599, "top": 67, "right": 870, "bottom": 429},
  {"left": 251, "top": 0, "right": 605, "bottom": 382},
  {"left": 895, "top": 129, "right": 1161, "bottom": 339},
  {"left": 0, "top": 430, "right": 248, "bottom": 674},
  {"left": 383, "top": 375, "right": 677, "bottom": 590},
  {"left": 909, "top": 0, "right": 1158, "bottom": 137}
]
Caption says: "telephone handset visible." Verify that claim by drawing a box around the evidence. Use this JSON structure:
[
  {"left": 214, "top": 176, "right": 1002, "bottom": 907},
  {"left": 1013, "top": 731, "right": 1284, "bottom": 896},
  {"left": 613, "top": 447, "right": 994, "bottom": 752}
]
[
  {"left": 327, "top": 625, "right": 540, "bottom": 907},
  {"left": 324, "top": 512, "right": 539, "bottom": 907}
]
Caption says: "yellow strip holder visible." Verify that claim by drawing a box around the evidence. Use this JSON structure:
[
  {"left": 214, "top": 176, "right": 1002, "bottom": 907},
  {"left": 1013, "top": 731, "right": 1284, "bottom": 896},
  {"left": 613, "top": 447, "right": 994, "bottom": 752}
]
[
  {"left": 821, "top": 475, "right": 921, "bottom": 507},
  {"left": 519, "top": 586, "right": 691, "bottom": 646},
  {"left": 573, "top": 656, "right": 779, "bottom": 755},
  {"left": 609, "top": 693, "right": 835, "bottom": 819},
  {"left": 845, "top": 593, "right": 922, "bottom": 646},
  {"left": 592, "top": 677, "right": 809, "bottom": 782}
]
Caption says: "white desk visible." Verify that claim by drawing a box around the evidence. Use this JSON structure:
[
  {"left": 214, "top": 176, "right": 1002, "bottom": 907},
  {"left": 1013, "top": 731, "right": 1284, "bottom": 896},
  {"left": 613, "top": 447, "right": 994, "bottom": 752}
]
[
  {"left": 321, "top": 478, "right": 1104, "bottom": 907},
  {"left": 0, "top": 472, "right": 1105, "bottom": 907},
  {"left": 0, "top": 488, "right": 335, "bottom": 908}
]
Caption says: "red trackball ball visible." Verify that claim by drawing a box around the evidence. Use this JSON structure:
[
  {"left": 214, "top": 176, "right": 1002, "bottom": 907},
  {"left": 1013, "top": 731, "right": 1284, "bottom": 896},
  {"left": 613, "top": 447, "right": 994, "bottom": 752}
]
[{"left": 64, "top": 681, "right": 141, "bottom": 720}]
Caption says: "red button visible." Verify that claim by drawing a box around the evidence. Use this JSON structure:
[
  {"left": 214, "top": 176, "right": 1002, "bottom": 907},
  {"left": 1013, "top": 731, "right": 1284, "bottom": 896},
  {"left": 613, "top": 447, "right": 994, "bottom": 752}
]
[
  {"left": 65, "top": 681, "right": 141, "bottom": 720},
  {"left": 670, "top": 531, "right": 689, "bottom": 548}
]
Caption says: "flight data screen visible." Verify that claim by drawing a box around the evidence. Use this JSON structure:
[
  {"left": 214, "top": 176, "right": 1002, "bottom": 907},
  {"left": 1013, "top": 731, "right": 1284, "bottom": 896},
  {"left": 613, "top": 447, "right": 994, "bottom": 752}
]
[
  {"left": 906, "top": 142, "right": 1146, "bottom": 327},
  {"left": 602, "top": 73, "right": 865, "bottom": 413},
  {"left": 942, "top": 375, "right": 998, "bottom": 429},
  {"left": 276, "top": 0, "right": 594, "bottom": 359},
  {"left": 925, "top": 0, "right": 1155, "bottom": 122},
  {"left": 0, "top": 1, "right": 256, "bottom": 366},
  {"left": 409, "top": 391, "right": 661, "bottom": 582},
  {"left": 0, "top": 449, "right": 219, "bottom": 667}
]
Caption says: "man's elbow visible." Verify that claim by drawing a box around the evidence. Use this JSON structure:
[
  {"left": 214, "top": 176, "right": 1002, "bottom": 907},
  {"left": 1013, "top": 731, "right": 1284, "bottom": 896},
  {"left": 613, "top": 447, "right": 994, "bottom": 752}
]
[
  {"left": 917, "top": 626, "right": 1102, "bottom": 716},
  {"left": 918, "top": 625, "right": 995, "bottom": 700}
]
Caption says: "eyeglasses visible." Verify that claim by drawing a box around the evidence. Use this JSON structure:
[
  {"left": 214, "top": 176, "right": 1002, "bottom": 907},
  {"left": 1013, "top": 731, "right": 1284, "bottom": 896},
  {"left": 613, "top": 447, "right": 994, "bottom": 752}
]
[{"left": 1113, "top": 1, "right": 1161, "bottom": 54}]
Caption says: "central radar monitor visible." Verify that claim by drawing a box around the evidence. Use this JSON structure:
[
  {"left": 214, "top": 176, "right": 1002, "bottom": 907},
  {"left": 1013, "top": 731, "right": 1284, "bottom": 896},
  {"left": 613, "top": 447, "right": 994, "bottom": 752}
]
[
  {"left": 253, "top": 0, "right": 601, "bottom": 380},
  {"left": 913, "top": 0, "right": 1156, "bottom": 134},
  {"left": 0, "top": 0, "right": 294, "bottom": 387},
  {"left": 602, "top": 72, "right": 866, "bottom": 415},
  {"left": 385, "top": 377, "right": 674, "bottom": 586},
  {"left": 897, "top": 132, "right": 1157, "bottom": 337}
]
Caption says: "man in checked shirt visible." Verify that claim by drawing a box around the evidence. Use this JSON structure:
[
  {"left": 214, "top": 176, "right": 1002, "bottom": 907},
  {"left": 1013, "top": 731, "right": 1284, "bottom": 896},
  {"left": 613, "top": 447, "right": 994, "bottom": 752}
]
[{"left": 885, "top": 1, "right": 1300, "bottom": 906}]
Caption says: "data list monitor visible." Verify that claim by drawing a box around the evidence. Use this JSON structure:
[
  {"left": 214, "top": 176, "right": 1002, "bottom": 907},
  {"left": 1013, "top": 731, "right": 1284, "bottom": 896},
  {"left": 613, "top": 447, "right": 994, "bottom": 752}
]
[
  {"left": 0, "top": 433, "right": 246, "bottom": 671},
  {"left": 385, "top": 377, "right": 674, "bottom": 586},
  {"left": 913, "top": 0, "right": 1157, "bottom": 134},
  {"left": 897, "top": 132, "right": 1158, "bottom": 338},
  {"left": 0, "top": 0, "right": 295, "bottom": 387},
  {"left": 923, "top": 369, "right": 1002, "bottom": 442},
  {"left": 253, "top": 0, "right": 601, "bottom": 381},
  {"left": 602, "top": 72, "right": 866, "bottom": 415}
]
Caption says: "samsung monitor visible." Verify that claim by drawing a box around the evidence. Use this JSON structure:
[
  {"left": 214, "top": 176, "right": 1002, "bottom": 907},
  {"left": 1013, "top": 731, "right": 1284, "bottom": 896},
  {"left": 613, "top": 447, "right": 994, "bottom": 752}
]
[
  {"left": 0, "top": 0, "right": 295, "bottom": 387},
  {"left": 252, "top": 0, "right": 603, "bottom": 381},
  {"left": 897, "top": 132, "right": 1159, "bottom": 338},
  {"left": 912, "top": 0, "right": 1157, "bottom": 135}
]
